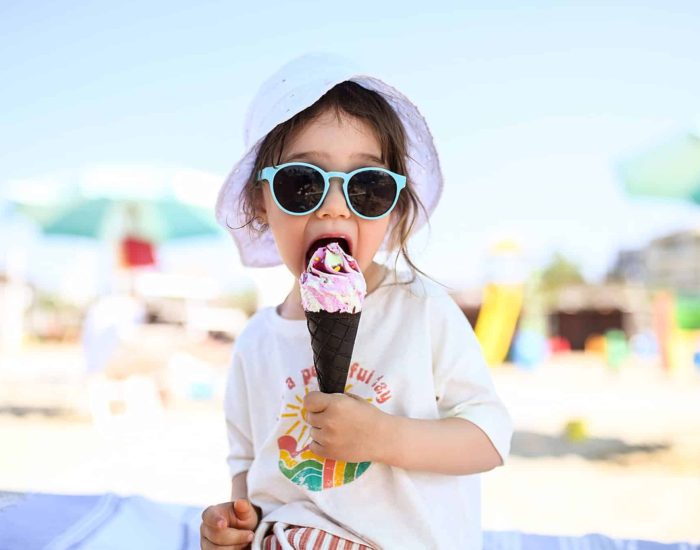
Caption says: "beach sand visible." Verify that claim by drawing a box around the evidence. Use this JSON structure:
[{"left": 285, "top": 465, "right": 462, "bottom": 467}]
[{"left": 1, "top": 343, "right": 699, "bottom": 544}]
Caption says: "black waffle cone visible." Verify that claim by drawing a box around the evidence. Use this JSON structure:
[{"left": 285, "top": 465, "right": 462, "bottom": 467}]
[{"left": 305, "top": 310, "right": 361, "bottom": 393}]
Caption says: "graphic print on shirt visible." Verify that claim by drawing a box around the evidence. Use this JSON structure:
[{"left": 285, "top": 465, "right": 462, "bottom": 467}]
[{"left": 278, "top": 362, "right": 393, "bottom": 492}]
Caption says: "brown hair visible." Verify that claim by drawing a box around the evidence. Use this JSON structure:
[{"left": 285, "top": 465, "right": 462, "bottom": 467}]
[{"left": 236, "top": 81, "right": 431, "bottom": 283}]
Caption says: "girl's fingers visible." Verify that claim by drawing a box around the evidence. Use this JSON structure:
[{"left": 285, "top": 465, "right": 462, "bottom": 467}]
[
  {"left": 305, "top": 411, "right": 325, "bottom": 429},
  {"left": 201, "top": 539, "right": 251, "bottom": 550},
  {"left": 232, "top": 499, "right": 258, "bottom": 530},
  {"left": 303, "top": 391, "right": 330, "bottom": 413},
  {"left": 200, "top": 540, "right": 235, "bottom": 550},
  {"left": 305, "top": 411, "right": 315, "bottom": 426},
  {"left": 309, "top": 426, "right": 323, "bottom": 444},
  {"left": 201, "top": 503, "right": 231, "bottom": 528},
  {"left": 309, "top": 439, "right": 326, "bottom": 457},
  {"left": 200, "top": 522, "right": 254, "bottom": 547}
]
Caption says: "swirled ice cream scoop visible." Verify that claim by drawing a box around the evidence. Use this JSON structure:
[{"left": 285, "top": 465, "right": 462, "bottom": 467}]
[{"left": 300, "top": 242, "right": 366, "bottom": 313}]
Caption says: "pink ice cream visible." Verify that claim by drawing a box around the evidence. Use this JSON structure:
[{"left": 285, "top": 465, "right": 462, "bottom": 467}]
[{"left": 300, "top": 242, "right": 366, "bottom": 313}]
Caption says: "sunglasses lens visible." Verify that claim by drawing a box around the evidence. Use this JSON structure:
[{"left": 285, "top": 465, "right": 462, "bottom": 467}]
[
  {"left": 347, "top": 170, "right": 398, "bottom": 218},
  {"left": 273, "top": 165, "right": 325, "bottom": 214}
]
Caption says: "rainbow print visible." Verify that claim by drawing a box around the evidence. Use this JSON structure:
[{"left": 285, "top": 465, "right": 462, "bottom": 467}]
[{"left": 278, "top": 434, "right": 371, "bottom": 491}]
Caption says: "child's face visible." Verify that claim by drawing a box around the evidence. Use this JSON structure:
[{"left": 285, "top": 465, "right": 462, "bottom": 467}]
[{"left": 260, "top": 109, "right": 392, "bottom": 278}]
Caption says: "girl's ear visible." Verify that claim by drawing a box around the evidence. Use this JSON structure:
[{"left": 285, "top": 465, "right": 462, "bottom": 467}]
[{"left": 254, "top": 183, "right": 268, "bottom": 222}]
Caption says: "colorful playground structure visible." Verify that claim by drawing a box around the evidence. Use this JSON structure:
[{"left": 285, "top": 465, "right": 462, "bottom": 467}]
[
  {"left": 653, "top": 291, "right": 700, "bottom": 374},
  {"left": 473, "top": 239, "right": 526, "bottom": 366},
  {"left": 474, "top": 283, "right": 523, "bottom": 366},
  {"left": 471, "top": 241, "right": 700, "bottom": 372}
]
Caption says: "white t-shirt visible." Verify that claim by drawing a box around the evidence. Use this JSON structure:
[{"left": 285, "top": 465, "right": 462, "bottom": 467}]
[{"left": 224, "top": 272, "right": 513, "bottom": 549}]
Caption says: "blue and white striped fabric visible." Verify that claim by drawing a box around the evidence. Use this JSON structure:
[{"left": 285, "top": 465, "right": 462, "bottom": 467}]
[
  {"left": 0, "top": 492, "right": 200, "bottom": 550},
  {"left": 0, "top": 492, "right": 697, "bottom": 550}
]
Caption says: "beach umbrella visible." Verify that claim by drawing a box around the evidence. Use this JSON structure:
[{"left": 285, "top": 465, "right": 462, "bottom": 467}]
[
  {"left": 619, "top": 130, "right": 700, "bottom": 205},
  {"left": 33, "top": 197, "right": 221, "bottom": 242}
]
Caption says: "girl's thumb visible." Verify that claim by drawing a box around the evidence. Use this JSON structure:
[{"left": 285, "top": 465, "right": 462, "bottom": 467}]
[{"left": 233, "top": 499, "right": 257, "bottom": 527}]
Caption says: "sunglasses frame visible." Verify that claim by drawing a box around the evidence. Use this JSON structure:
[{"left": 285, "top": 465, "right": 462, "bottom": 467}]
[{"left": 257, "top": 162, "right": 407, "bottom": 220}]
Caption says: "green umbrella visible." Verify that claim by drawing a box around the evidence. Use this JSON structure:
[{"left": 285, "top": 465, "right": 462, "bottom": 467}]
[
  {"left": 619, "top": 131, "right": 700, "bottom": 204},
  {"left": 36, "top": 197, "right": 221, "bottom": 242}
]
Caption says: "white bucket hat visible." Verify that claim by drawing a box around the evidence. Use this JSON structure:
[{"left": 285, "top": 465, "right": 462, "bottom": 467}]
[{"left": 215, "top": 52, "right": 443, "bottom": 268}]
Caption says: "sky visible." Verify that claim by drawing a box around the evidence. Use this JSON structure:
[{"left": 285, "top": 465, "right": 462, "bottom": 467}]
[{"left": 1, "top": 1, "right": 699, "bottom": 300}]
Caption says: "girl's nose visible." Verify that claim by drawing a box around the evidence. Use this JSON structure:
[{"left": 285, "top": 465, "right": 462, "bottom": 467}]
[{"left": 316, "top": 179, "right": 351, "bottom": 219}]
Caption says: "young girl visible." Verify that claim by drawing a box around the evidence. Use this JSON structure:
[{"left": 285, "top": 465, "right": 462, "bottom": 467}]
[{"left": 200, "top": 53, "right": 512, "bottom": 550}]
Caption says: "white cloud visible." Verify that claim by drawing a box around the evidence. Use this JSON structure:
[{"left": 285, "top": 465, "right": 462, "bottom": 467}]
[
  {"left": 78, "top": 163, "right": 223, "bottom": 206},
  {"left": 2, "top": 163, "right": 224, "bottom": 207},
  {"left": 171, "top": 168, "right": 222, "bottom": 208},
  {"left": 1, "top": 173, "right": 73, "bottom": 205}
]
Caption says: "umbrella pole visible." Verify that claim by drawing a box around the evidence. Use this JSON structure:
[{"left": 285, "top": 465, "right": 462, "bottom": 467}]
[{"left": 112, "top": 239, "right": 136, "bottom": 298}]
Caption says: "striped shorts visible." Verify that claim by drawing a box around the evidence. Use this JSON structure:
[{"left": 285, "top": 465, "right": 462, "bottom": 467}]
[{"left": 261, "top": 523, "right": 374, "bottom": 550}]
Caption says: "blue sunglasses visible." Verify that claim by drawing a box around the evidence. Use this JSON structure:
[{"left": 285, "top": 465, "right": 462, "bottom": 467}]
[{"left": 256, "top": 162, "right": 407, "bottom": 220}]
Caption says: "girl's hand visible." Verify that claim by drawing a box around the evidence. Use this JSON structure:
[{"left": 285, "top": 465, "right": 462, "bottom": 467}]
[
  {"left": 303, "top": 391, "right": 390, "bottom": 463},
  {"left": 200, "top": 499, "right": 259, "bottom": 550}
]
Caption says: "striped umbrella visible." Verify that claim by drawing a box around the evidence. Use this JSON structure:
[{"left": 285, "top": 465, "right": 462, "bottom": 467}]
[{"left": 36, "top": 197, "right": 221, "bottom": 242}]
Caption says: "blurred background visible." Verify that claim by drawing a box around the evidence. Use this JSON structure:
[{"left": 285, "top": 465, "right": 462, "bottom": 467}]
[{"left": 1, "top": 0, "right": 699, "bottom": 546}]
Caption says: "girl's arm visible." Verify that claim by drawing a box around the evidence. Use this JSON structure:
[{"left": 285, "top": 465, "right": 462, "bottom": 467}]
[
  {"left": 376, "top": 414, "right": 503, "bottom": 475},
  {"left": 231, "top": 471, "right": 249, "bottom": 501},
  {"left": 304, "top": 391, "right": 506, "bottom": 475}
]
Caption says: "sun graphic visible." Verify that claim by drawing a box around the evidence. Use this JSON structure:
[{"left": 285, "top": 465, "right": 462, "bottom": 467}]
[{"left": 280, "top": 386, "right": 312, "bottom": 450}]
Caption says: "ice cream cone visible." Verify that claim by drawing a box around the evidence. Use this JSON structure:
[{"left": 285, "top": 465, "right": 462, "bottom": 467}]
[
  {"left": 305, "top": 310, "right": 361, "bottom": 394},
  {"left": 300, "top": 242, "right": 366, "bottom": 393}
]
